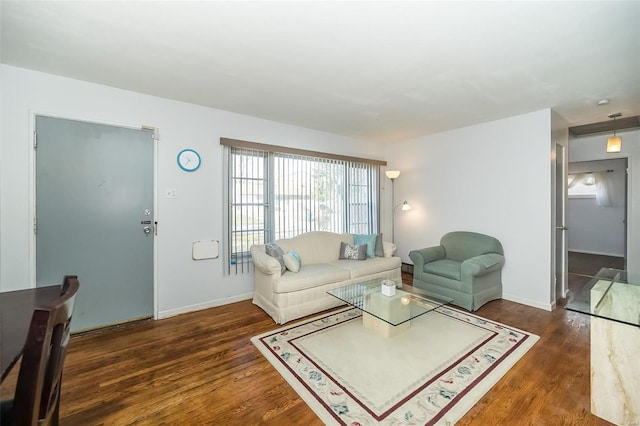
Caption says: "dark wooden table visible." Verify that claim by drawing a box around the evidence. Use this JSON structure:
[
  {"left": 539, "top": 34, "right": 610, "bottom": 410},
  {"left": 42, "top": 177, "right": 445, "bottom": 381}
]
[{"left": 0, "top": 285, "right": 61, "bottom": 381}]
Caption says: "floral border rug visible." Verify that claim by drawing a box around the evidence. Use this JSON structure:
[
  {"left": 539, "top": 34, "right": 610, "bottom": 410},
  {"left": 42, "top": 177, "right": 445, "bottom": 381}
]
[{"left": 251, "top": 306, "right": 538, "bottom": 425}]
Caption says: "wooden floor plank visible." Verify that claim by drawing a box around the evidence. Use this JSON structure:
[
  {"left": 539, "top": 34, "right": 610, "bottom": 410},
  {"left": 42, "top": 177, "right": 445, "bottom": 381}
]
[{"left": 1, "top": 273, "right": 613, "bottom": 425}]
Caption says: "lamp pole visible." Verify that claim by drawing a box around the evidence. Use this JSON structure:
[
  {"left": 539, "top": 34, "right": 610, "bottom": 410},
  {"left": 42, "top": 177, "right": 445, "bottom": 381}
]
[
  {"left": 391, "top": 178, "right": 396, "bottom": 243},
  {"left": 385, "top": 170, "right": 400, "bottom": 243}
]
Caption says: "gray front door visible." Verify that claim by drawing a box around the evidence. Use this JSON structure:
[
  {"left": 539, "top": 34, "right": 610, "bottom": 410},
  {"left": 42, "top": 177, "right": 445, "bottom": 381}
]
[{"left": 35, "top": 116, "right": 154, "bottom": 331}]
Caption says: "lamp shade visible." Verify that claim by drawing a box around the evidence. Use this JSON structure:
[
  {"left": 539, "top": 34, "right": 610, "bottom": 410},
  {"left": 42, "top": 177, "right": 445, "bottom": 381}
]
[
  {"left": 401, "top": 201, "right": 411, "bottom": 211},
  {"left": 385, "top": 170, "right": 400, "bottom": 180},
  {"left": 606, "top": 136, "right": 622, "bottom": 153}
]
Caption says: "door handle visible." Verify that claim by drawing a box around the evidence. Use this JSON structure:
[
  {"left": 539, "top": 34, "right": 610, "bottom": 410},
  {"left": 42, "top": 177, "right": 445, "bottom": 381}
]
[
  {"left": 556, "top": 226, "right": 568, "bottom": 231},
  {"left": 143, "top": 226, "right": 152, "bottom": 235}
]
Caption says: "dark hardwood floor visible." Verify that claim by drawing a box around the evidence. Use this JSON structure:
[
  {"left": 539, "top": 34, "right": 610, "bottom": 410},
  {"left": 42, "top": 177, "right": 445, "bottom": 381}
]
[
  {"left": 1, "top": 273, "right": 613, "bottom": 425},
  {"left": 567, "top": 251, "right": 625, "bottom": 299},
  {"left": 568, "top": 251, "right": 624, "bottom": 277}
]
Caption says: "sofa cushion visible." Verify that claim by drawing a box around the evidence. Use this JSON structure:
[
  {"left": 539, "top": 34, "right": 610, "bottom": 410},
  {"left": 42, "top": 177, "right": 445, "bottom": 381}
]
[
  {"left": 265, "top": 243, "right": 286, "bottom": 274},
  {"left": 423, "top": 259, "right": 462, "bottom": 280},
  {"left": 277, "top": 231, "right": 353, "bottom": 264},
  {"left": 273, "top": 264, "right": 351, "bottom": 293},
  {"left": 330, "top": 256, "right": 401, "bottom": 279},
  {"left": 339, "top": 242, "right": 367, "bottom": 260}
]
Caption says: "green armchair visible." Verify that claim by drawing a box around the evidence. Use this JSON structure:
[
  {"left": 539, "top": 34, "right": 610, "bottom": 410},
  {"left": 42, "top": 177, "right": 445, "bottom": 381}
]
[{"left": 409, "top": 231, "right": 505, "bottom": 311}]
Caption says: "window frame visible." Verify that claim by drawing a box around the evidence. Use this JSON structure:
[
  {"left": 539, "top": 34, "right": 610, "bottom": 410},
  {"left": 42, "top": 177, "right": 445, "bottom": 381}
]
[{"left": 221, "top": 138, "right": 385, "bottom": 274}]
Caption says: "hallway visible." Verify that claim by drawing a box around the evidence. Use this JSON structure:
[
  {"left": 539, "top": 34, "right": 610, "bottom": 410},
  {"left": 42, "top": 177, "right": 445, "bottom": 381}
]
[{"left": 567, "top": 251, "right": 625, "bottom": 298}]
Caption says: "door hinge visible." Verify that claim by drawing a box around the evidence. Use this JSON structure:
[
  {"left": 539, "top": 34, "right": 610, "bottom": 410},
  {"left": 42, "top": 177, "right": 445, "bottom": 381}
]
[
  {"left": 33, "top": 217, "right": 38, "bottom": 234},
  {"left": 33, "top": 131, "right": 37, "bottom": 149}
]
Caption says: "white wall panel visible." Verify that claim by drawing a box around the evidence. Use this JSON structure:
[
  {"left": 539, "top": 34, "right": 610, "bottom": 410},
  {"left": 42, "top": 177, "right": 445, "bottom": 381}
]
[
  {"left": 385, "top": 110, "right": 555, "bottom": 310},
  {"left": 0, "top": 65, "right": 384, "bottom": 316}
]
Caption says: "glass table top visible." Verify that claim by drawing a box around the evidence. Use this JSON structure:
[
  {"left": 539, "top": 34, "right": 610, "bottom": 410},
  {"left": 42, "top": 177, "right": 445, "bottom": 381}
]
[
  {"left": 566, "top": 268, "right": 640, "bottom": 328},
  {"left": 327, "top": 279, "right": 453, "bottom": 327}
]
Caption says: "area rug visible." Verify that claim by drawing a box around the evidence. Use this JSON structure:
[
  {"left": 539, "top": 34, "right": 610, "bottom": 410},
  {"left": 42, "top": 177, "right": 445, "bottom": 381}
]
[{"left": 251, "top": 306, "right": 539, "bottom": 425}]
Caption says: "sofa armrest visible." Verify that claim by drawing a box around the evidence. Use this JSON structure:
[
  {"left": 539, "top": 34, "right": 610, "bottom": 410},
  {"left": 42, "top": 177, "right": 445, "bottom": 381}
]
[
  {"left": 461, "top": 253, "right": 505, "bottom": 278},
  {"left": 250, "top": 245, "right": 282, "bottom": 275},
  {"left": 409, "top": 246, "right": 445, "bottom": 269}
]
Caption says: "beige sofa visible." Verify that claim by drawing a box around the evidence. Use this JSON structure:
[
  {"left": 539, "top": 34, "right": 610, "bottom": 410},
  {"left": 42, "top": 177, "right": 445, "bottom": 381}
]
[{"left": 251, "top": 231, "right": 402, "bottom": 324}]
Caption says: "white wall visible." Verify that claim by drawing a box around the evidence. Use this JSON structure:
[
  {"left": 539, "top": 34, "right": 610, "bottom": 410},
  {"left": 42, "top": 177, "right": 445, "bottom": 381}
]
[
  {"left": 385, "top": 110, "right": 555, "bottom": 310},
  {"left": 0, "top": 65, "right": 385, "bottom": 317},
  {"left": 568, "top": 159, "right": 627, "bottom": 256},
  {"left": 569, "top": 128, "right": 640, "bottom": 272}
]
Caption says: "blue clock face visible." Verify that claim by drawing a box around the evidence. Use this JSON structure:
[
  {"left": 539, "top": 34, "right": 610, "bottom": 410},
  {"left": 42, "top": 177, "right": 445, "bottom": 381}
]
[{"left": 177, "top": 149, "right": 201, "bottom": 172}]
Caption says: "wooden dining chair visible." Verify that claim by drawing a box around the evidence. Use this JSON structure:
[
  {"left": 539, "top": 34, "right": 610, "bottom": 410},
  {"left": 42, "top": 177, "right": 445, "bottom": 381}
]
[{"left": 0, "top": 275, "right": 79, "bottom": 426}]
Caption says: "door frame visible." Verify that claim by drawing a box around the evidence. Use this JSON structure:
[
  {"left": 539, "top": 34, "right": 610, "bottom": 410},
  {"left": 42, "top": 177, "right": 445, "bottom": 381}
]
[
  {"left": 553, "top": 141, "right": 569, "bottom": 305},
  {"left": 552, "top": 142, "right": 569, "bottom": 306},
  {"left": 28, "top": 111, "right": 160, "bottom": 320}
]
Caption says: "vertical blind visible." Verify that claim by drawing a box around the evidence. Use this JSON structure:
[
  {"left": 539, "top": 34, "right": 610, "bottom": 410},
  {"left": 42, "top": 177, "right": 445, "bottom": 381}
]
[{"left": 222, "top": 139, "right": 383, "bottom": 275}]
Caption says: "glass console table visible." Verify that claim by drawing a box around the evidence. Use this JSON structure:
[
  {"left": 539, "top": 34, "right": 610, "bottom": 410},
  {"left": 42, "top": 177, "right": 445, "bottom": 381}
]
[
  {"left": 566, "top": 268, "right": 640, "bottom": 327},
  {"left": 566, "top": 268, "right": 639, "bottom": 425}
]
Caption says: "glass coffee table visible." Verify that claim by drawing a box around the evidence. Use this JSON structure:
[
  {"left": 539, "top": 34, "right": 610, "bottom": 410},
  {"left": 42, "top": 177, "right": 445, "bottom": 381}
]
[{"left": 327, "top": 279, "right": 452, "bottom": 337}]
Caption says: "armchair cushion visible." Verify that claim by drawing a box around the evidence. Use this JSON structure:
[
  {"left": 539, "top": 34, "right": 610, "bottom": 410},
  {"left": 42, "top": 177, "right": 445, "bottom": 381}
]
[{"left": 423, "top": 259, "right": 461, "bottom": 281}]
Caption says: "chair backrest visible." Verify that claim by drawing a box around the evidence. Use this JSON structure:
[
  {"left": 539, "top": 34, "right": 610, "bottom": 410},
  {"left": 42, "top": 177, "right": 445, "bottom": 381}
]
[
  {"left": 11, "top": 275, "right": 79, "bottom": 426},
  {"left": 440, "top": 231, "right": 504, "bottom": 262}
]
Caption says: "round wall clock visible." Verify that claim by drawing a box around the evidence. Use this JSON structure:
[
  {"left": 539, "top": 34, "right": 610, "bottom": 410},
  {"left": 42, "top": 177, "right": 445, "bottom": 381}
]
[{"left": 177, "top": 148, "right": 201, "bottom": 172}]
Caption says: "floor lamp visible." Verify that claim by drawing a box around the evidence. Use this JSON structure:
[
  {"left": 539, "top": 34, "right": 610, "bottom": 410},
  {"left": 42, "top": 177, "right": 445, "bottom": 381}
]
[{"left": 385, "top": 170, "right": 411, "bottom": 243}]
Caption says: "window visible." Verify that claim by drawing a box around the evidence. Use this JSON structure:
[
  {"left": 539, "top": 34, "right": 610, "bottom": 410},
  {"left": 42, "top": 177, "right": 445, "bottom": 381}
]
[
  {"left": 567, "top": 171, "right": 612, "bottom": 206},
  {"left": 222, "top": 139, "right": 383, "bottom": 274},
  {"left": 568, "top": 174, "right": 597, "bottom": 198}
]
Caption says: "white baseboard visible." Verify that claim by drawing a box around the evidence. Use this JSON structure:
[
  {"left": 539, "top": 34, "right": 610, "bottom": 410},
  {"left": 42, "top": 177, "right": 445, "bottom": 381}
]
[
  {"left": 502, "top": 293, "right": 553, "bottom": 312},
  {"left": 158, "top": 292, "right": 254, "bottom": 319},
  {"left": 568, "top": 249, "right": 624, "bottom": 257}
]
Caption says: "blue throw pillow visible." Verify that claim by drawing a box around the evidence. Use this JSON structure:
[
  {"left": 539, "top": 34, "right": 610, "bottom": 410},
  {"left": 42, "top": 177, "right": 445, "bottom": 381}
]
[
  {"left": 354, "top": 234, "right": 377, "bottom": 258},
  {"left": 290, "top": 251, "right": 301, "bottom": 264},
  {"left": 283, "top": 252, "right": 301, "bottom": 272}
]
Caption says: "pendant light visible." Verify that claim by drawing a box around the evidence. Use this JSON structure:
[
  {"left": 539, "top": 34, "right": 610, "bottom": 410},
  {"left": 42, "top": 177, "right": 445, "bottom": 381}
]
[{"left": 606, "top": 112, "right": 622, "bottom": 153}]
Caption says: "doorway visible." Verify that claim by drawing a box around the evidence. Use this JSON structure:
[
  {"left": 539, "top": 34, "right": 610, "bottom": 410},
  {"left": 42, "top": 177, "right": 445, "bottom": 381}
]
[
  {"left": 34, "top": 116, "right": 156, "bottom": 332},
  {"left": 566, "top": 158, "right": 627, "bottom": 297}
]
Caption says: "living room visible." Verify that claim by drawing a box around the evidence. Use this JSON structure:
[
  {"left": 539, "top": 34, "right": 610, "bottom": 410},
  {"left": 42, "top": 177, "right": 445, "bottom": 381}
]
[{"left": 1, "top": 1, "right": 639, "bottom": 425}]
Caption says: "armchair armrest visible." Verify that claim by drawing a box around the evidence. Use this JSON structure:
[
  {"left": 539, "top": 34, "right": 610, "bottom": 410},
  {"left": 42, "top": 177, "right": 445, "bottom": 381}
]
[
  {"left": 409, "top": 246, "right": 445, "bottom": 269},
  {"left": 250, "top": 245, "right": 282, "bottom": 275},
  {"left": 461, "top": 253, "right": 505, "bottom": 278}
]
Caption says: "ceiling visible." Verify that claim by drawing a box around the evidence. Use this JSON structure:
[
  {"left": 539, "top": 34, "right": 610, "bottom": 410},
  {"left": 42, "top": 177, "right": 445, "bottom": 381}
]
[{"left": 1, "top": 1, "right": 639, "bottom": 143}]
